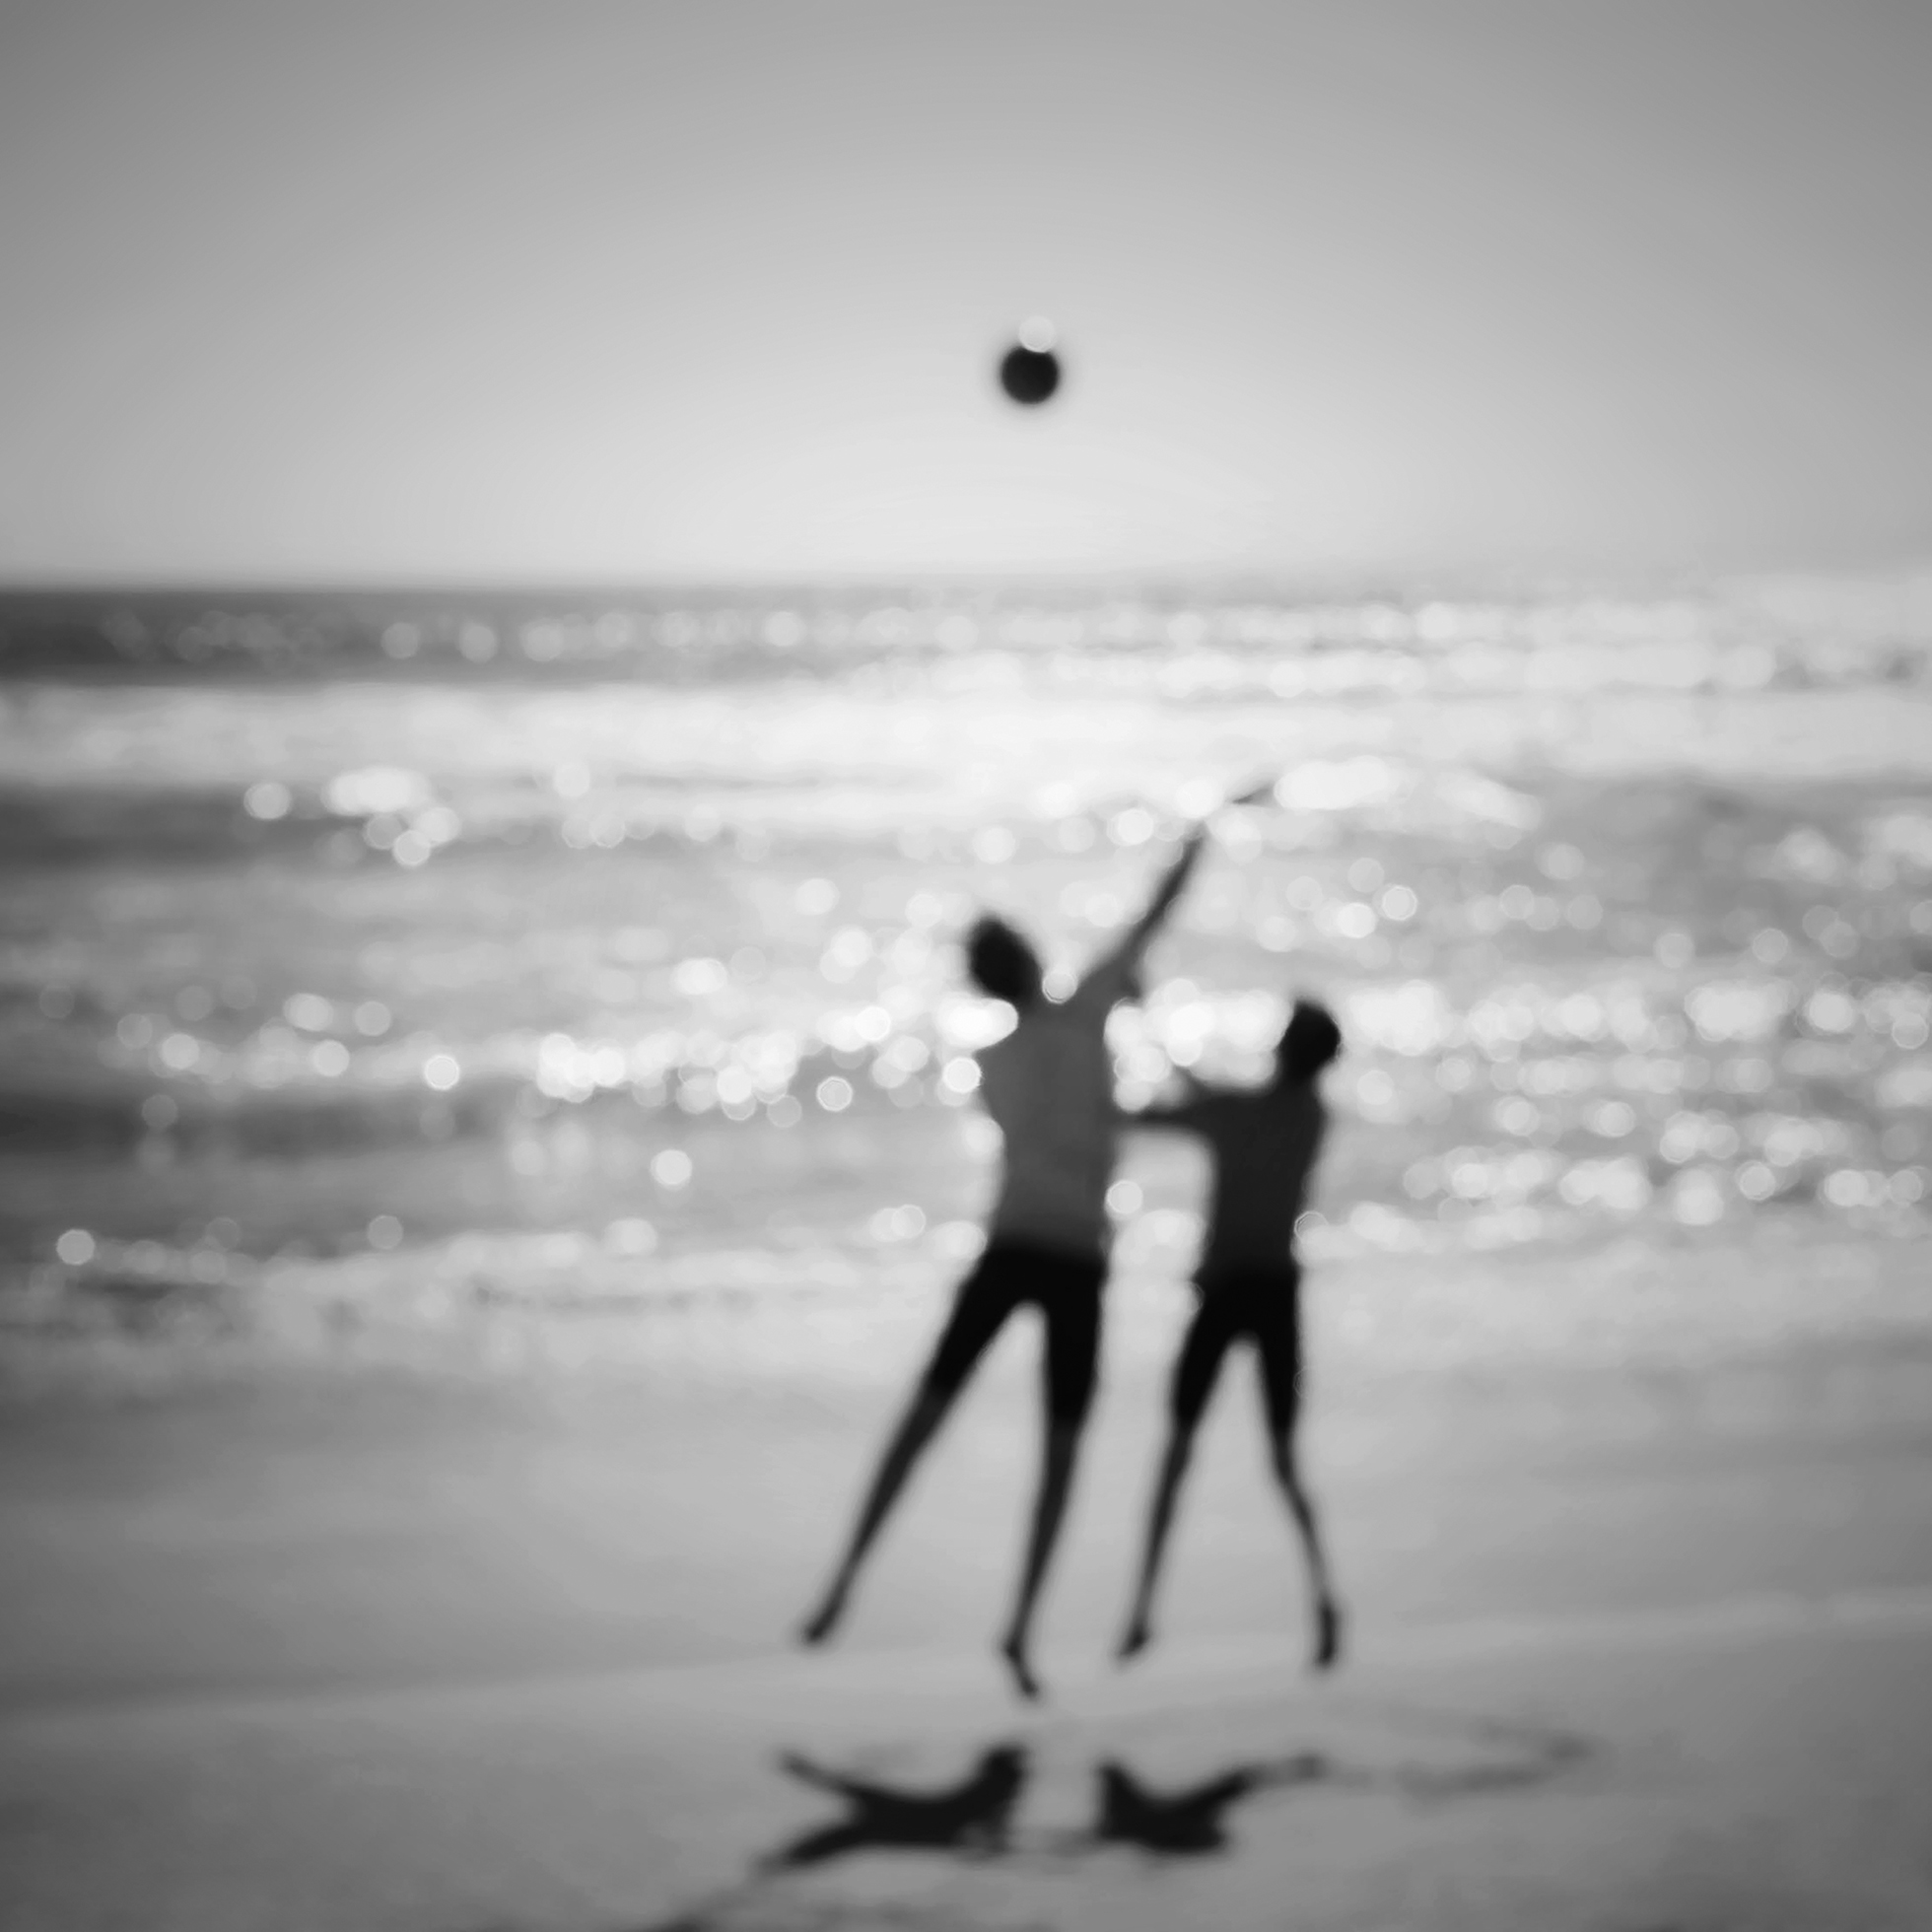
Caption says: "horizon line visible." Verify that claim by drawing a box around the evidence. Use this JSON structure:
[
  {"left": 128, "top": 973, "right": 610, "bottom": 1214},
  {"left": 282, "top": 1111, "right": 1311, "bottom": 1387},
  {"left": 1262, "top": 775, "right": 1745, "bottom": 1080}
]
[{"left": 3, "top": 557, "right": 1929, "bottom": 608}]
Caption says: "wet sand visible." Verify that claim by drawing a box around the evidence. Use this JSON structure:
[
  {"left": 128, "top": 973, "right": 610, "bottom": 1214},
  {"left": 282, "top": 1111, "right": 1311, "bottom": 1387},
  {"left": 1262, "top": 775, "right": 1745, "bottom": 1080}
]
[
  {"left": 4, "top": 1224, "right": 1931, "bottom": 1928},
  {"left": 6, "top": 1596, "right": 1931, "bottom": 1932}
]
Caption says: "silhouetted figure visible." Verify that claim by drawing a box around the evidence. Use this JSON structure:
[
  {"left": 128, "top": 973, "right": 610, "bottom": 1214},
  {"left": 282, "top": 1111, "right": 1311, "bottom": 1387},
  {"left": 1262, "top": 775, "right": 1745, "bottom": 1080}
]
[
  {"left": 1092, "top": 1752, "right": 1330, "bottom": 1855},
  {"left": 800, "top": 826, "right": 1208, "bottom": 1698},
  {"left": 761, "top": 1745, "right": 1029, "bottom": 1870},
  {"left": 1118, "top": 999, "right": 1346, "bottom": 1670}
]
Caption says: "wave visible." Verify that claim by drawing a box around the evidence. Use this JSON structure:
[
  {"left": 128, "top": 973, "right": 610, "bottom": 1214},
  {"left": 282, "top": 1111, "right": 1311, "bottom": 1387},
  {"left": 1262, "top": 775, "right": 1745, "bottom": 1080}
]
[{"left": 4, "top": 575, "right": 1932, "bottom": 692}]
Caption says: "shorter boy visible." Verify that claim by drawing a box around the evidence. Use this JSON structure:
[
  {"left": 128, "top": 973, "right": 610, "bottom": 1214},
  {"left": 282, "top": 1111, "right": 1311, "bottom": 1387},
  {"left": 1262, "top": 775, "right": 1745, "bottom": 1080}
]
[{"left": 1117, "top": 999, "right": 1345, "bottom": 1670}]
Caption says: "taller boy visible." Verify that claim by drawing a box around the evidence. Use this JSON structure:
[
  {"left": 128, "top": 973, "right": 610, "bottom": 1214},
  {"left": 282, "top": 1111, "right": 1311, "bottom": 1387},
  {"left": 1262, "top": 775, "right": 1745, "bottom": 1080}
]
[{"left": 801, "top": 825, "right": 1208, "bottom": 1698}]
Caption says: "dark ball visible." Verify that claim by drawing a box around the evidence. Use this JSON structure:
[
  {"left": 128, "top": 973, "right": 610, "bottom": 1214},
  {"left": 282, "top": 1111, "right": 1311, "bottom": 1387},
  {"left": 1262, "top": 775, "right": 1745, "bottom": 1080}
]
[{"left": 999, "top": 343, "right": 1061, "bottom": 406}]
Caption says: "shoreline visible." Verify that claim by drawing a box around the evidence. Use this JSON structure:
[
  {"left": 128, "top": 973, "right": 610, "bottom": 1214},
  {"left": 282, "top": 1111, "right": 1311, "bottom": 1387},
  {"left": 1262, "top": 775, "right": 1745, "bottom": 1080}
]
[{"left": 4, "top": 1210, "right": 1926, "bottom": 1396}]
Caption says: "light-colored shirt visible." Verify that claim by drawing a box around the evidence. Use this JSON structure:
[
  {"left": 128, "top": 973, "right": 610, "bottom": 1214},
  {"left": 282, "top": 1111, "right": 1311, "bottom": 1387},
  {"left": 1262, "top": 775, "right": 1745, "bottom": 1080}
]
[{"left": 975, "top": 957, "right": 1134, "bottom": 1262}]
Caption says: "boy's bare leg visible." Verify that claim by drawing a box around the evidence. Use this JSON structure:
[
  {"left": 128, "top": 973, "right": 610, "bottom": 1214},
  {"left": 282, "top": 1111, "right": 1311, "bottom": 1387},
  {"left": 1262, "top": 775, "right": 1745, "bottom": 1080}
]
[
  {"left": 1121, "top": 1305, "right": 1225, "bottom": 1662},
  {"left": 800, "top": 1385, "right": 951, "bottom": 1644},
  {"left": 1267, "top": 1427, "right": 1342, "bottom": 1669},
  {"left": 1117, "top": 1426, "right": 1196, "bottom": 1661},
  {"left": 998, "top": 1419, "right": 1082, "bottom": 1700}
]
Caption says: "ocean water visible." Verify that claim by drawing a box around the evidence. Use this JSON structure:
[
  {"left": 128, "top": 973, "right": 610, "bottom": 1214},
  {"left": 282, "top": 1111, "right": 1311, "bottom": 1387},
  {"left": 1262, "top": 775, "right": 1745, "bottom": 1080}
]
[{"left": 1, "top": 576, "right": 1928, "bottom": 1370}]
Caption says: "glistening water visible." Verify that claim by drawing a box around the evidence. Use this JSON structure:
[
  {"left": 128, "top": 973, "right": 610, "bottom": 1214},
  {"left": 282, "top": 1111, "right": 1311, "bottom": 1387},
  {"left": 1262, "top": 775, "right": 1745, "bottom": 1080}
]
[{"left": 2, "top": 575, "right": 1927, "bottom": 1379}]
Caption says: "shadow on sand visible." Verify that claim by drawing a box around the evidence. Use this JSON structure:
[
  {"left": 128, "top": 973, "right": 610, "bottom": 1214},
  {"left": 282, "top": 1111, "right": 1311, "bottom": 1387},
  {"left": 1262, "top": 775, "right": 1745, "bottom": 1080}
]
[
  {"left": 516, "top": 1712, "right": 1592, "bottom": 1932},
  {"left": 760, "top": 1743, "right": 1341, "bottom": 1866}
]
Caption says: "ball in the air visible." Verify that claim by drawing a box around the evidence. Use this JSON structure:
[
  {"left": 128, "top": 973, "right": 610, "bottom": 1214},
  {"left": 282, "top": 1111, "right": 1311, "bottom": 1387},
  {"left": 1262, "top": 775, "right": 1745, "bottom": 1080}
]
[{"left": 999, "top": 316, "right": 1062, "bottom": 406}]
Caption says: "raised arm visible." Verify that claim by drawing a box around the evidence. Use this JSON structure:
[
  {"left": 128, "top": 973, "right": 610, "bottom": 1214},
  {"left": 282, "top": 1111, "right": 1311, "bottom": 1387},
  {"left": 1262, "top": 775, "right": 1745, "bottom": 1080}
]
[
  {"left": 1076, "top": 824, "right": 1208, "bottom": 1003},
  {"left": 1128, "top": 823, "right": 1208, "bottom": 955},
  {"left": 780, "top": 1753, "right": 887, "bottom": 1805}
]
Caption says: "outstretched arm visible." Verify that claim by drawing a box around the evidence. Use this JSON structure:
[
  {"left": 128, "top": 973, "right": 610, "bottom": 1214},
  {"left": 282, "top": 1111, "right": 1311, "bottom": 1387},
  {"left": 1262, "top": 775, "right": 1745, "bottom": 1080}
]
[
  {"left": 780, "top": 1754, "right": 895, "bottom": 1807},
  {"left": 780, "top": 1753, "right": 852, "bottom": 1794},
  {"left": 1076, "top": 824, "right": 1208, "bottom": 1003},
  {"left": 1122, "top": 823, "right": 1208, "bottom": 962},
  {"left": 1115, "top": 1073, "right": 1212, "bottom": 1131}
]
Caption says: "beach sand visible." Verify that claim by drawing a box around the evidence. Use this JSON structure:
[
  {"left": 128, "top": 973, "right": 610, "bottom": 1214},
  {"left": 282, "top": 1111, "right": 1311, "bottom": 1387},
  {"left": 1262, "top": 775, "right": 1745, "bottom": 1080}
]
[{"left": 4, "top": 1220, "right": 1931, "bottom": 1929}]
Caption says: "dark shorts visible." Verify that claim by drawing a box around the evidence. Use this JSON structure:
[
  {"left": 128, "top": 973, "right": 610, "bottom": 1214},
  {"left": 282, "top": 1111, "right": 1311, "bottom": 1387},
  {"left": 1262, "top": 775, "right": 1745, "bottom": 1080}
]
[
  {"left": 1170, "top": 1260, "right": 1303, "bottom": 1434},
  {"left": 921, "top": 1241, "right": 1107, "bottom": 1427}
]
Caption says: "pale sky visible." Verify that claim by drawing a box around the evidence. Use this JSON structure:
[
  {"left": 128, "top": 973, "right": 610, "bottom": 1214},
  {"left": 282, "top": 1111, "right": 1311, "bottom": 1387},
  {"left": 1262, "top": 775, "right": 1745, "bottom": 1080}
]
[{"left": 1, "top": 2, "right": 1927, "bottom": 583}]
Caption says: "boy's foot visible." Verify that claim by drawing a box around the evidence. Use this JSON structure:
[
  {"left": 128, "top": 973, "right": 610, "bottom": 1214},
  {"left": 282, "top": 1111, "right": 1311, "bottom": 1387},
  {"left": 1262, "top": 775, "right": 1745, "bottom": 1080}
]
[
  {"left": 1116, "top": 1618, "right": 1152, "bottom": 1665},
  {"left": 799, "top": 1593, "right": 845, "bottom": 1646},
  {"left": 1311, "top": 1600, "right": 1342, "bottom": 1671},
  {"left": 1000, "top": 1633, "right": 1044, "bottom": 1702}
]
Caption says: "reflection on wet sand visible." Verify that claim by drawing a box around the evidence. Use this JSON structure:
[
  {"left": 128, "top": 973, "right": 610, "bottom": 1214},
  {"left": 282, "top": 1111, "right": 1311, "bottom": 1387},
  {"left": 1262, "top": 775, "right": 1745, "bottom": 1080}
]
[
  {"left": 759, "top": 1745, "right": 1028, "bottom": 1869},
  {"left": 623, "top": 1713, "right": 1592, "bottom": 1932},
  {"left": 1090, "top": 1751, "right": 1330, "bottom": 1854}
]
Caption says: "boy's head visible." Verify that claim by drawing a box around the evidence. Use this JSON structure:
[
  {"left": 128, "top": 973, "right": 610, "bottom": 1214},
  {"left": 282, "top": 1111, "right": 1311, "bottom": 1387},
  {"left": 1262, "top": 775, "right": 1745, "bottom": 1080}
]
[
  {"left": 965, "top": 915, "right": 1043, "bottom": 1008},
  {"left": 1276, "top": 998, "right": 1342, "bottom": 1083}
]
